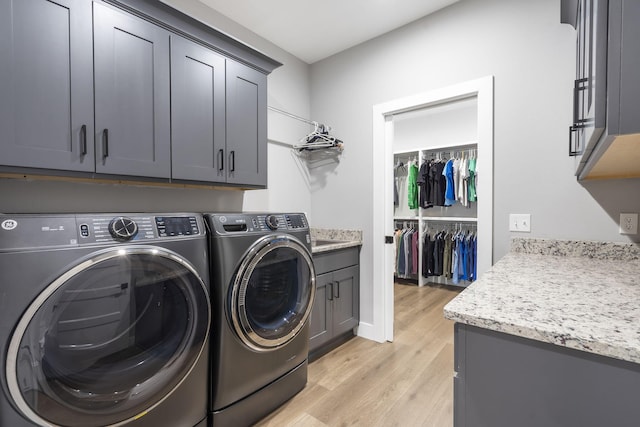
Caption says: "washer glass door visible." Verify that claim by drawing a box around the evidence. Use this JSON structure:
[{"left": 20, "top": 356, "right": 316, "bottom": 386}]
[
  {"left": 6, "top": 246, "right": 210, "bottom": 427},
  {"left": 231, "top": 234, "right": 316, "bottom": 351}
]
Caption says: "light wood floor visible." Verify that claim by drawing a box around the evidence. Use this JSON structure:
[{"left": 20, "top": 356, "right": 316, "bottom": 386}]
[{"left": 255, "top": 282, "right": 461, "bottom": 427}]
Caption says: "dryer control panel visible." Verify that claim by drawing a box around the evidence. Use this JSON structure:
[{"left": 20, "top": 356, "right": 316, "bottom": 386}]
[
  {"left": 209, "top": 213, "right": 309, "bottom": 234},
  {"left": 77, "top": 214, "right": 202, "bottom": 244},
  {"left": 0, "top": 213, "right": 204, "bottom": 250}
]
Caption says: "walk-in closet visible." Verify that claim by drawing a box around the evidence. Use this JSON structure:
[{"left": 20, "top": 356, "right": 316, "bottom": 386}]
[{"left": 392, "top": 95, "right": 490, "bottom": 288}]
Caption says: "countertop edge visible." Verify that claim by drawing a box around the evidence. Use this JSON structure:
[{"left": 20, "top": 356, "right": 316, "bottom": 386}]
[
  {"left": 444, "top": 306, "right": 640, "bottom": 364},
  {"left": 311, "top": 240, "right": 362, "bottom": 254}
]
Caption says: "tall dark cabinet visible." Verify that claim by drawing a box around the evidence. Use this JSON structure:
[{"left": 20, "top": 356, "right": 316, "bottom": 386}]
[{"left": 0, "top": 0, "right": 94, "bottom": 172}]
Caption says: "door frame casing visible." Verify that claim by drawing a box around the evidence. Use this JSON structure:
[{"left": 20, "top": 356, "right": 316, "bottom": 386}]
[{"left": 364, "top": 76, "right": 494, "bottom": 343}]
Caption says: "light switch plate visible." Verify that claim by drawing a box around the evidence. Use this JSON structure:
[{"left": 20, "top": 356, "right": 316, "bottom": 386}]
[
  {"left": 509, "top": 214, "right": 531, "bottom": 232},
  {"left": 619, "top": 213, "right": 638, "bottom": 234}
]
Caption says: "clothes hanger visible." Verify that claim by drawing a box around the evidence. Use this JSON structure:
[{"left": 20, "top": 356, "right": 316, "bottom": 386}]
[{"left": 294, "top": 121, "right": 344, "bottom": 151}]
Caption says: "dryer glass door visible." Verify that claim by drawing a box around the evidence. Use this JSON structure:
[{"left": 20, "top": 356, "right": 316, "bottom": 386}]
[
  {"left": 231, "top": 234, "right": 316, "bottom": 351},
  {"left": 6, "top": 246, "right": 210, "bottom": 427}
]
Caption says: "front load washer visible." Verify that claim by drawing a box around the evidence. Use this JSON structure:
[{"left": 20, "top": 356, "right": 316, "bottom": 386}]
[
  {"left": 204, "top": 213, "right": 315, "bottom": 426},
  {"left": 0, "top": 213, "right": 210, "bottom": 427}
]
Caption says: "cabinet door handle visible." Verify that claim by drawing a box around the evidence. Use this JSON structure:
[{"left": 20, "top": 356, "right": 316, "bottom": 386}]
[
  {"left": 334, "top": 281, "right": 340, "bottom": 299},
  {"left": 80, "top": 125, "right": 87, "bottom": 155},
  {"left": 573, "top": 77, "right": 588, "bottom": 128},
  {"left": 229, "top": 150, "right": 235, "bottom": 172},
  {"left": 328, "top": 282, "right": 334, "bottom": 301},
  {"left": 102, "top": 129, "right": 109, "bottom": 158},
  {"left": 218, "top": 149, "right": 224, "bottom": 171},
  {"left": 569, "top": 125, "right": 581, "bottom": 157}
]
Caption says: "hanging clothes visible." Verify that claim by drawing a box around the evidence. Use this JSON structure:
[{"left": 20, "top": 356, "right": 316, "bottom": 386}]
[
  {"left": 411, "top": 230, "right": 419, "bottom": 276},
  {"left": 443, "top": 159, "right": 456, "bottom": 206},
  {"left": 422, "top": 223, "right": 477, "bottom": 286},
  {"left": 416, "top": 160, "right": 432, "bottom": 209},
  {"left": 468, "top": 157, "right": 477, "bottom": 202},
  {"left": 428, "top": 160, "right": 446, "bottom": 207},
  {"left": 457, "top": 157, "right": 469, "bottom": 207},
  {"left": 443, "top": 234, "right": 453, "bottom": 280},
  {"left": 422, "top": 232, "right": 435, "bottom": 278},
  {"left": 407, "top": 160, "right": 419, "bottom": 209},
  {"left": 396, "top": 229, "right": 406, "bottom": 277},
  {"left": 394, "top": 224, "right": 419, "bottom": 279},
  {"left": 394, "top": 166, "right": 399, "bottom": 206}
]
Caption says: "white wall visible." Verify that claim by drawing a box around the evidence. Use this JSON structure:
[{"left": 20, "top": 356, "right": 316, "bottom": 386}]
[
  {"left": 308, "top": 0, "right": 640, "bottom": 327},
  {"left": 0, "top": 1, "right": 313, "bottom": 218}
]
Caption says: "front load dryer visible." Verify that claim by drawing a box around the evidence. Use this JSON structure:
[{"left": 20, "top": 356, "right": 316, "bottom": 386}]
[
  {"left": 204, "top": 213, "right": 315, "bottom": 426},
  {"left": 0, "top": 213, "right": 211, "bottom": 427}
]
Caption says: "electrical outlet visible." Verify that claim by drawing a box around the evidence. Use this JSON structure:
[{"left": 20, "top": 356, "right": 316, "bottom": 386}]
[
  {"left": 509, "top": 214, "right": 531, "bottom": 232},
  {"left": 619, "top": 213, "right": 638, "bottom": 235}
]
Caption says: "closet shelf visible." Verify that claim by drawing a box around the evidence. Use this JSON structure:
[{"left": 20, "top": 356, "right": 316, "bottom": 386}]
[
  {"left": 421, "top": 140, "right": 478, "bottom": 152},
  {"left": 422, "top": 216, "right": 478, "bottom": 222},
  {"left": 394, "top": 216, "right": 420, "bottom": 221}
]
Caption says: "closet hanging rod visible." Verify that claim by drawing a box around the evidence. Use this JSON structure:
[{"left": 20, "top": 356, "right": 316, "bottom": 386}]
[{"left": 268, "top": 106, "right": 329, "bottom": 128}]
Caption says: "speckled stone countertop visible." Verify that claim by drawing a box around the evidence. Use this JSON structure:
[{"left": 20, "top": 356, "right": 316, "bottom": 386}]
[
  {"left": 310, "top": 228, "right": 362, "bottom": 254},
  {"left": 444, "top": 238, "right": 640, "bottom": 364}
]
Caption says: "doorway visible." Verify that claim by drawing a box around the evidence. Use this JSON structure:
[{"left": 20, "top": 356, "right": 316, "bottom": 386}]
[{"left": 370, "top": 76, "right": 494, "bottom": 342}]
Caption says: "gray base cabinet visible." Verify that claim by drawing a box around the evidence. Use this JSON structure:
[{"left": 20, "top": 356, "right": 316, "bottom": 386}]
[
  {"left": 309, "top": 247, "right": 360, "bottom": 358},
  {"left": 454, "top": 323, "right": 640, "bottom": 427},
  {"left": 0, "top": 0, "right": 94, "bottom": 172},
  {"left": 0, "top": 0, "right": 277, "bottom": 187}
]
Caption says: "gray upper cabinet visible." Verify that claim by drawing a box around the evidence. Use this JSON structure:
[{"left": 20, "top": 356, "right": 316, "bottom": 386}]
[
  {"left": 0, "top": 0, "right": 279, "bottom": 186},
  {"left": 93, "top": 3, "right": 171, "bottom": 178},
  {"left": 225, "top": 61, "right": 268, "bottom": 187},
  {"left": 563, "top": 0, "right": 640, "bottom": 180},
  {"left": 0, "top": 0, "right": 94, "bottom": 172},
  {"left": 170, "top": 35, "right": 226, "bottom": 182}
]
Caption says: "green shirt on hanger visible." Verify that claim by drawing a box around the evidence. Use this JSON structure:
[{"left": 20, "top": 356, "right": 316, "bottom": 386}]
[{"left": 407, "top": 161, "right": 419, "bottom": 209}]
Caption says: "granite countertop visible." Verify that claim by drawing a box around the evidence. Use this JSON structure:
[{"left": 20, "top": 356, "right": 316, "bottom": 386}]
[
  {"left": 444, "top": 238, "right": 640, "bottom": 364},
  {"left": 310, "top": 228, "right": 362, "bottom": 254}
]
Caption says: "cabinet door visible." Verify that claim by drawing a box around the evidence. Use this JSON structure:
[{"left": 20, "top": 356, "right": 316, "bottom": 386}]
[
  {"left": 225, "top": 60, "right": 267, "bottom": 187},
  {"left": 308, "top": 273, "right": 332, "bottom": 353},
  {"left": 332, "top": 265, "right": 360, "bottom": 337},
  {"left": 170, "top": 35, "right": 226, "bottom": 182},
  {"left": 94, "top": 3, "right": 170, "bottom": 178},
  {"left": 616, "top": 0, "right": 640, "bottom": 135},
  {"left": 0, "top": 0, "right": 94, "bottom": 171}
]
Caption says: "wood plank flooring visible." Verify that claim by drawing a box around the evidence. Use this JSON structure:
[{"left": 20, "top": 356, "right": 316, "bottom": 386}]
[{"left": 255, "top": 283, "right": 461, "bottom": 427}]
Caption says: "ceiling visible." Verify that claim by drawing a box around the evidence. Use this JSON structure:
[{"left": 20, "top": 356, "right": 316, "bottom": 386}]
[{"left": 198, "top": 0, "right": 459, "bottom": 64}]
